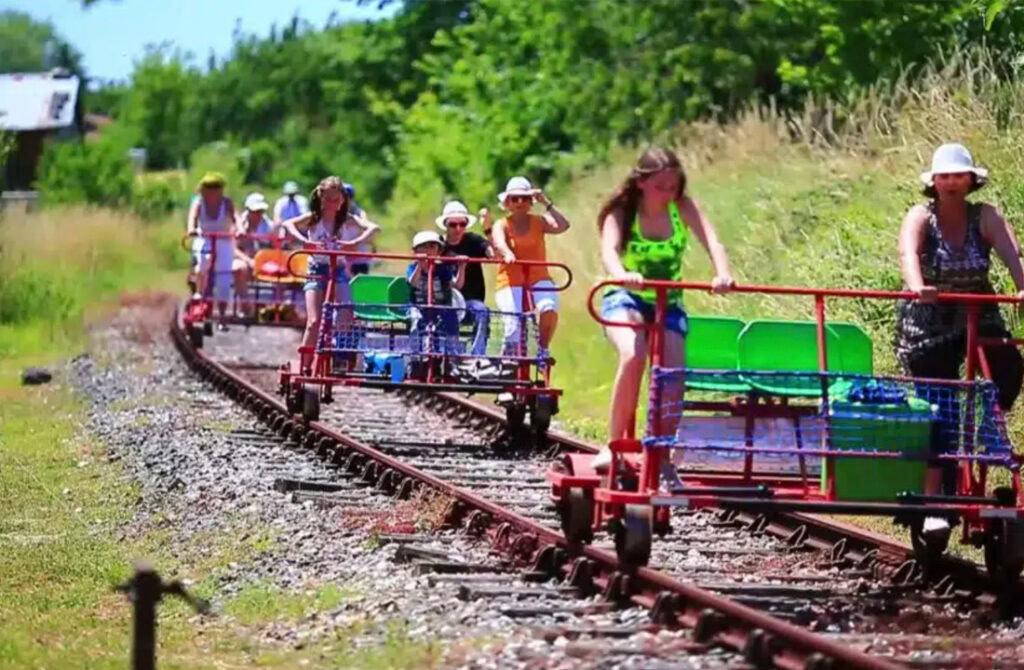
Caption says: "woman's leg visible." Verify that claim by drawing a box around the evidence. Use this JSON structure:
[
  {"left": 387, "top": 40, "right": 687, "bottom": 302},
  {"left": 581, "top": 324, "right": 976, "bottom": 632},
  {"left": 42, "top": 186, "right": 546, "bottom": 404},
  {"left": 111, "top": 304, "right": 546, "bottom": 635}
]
[
  {"left": 234, "top": 268, "right": 250, "bottom": 316},
  {"left": 606, "top": 313, "right": 650, "bottom": 443},
  {"left": 494, "top": 286, "right": 522, "bottom": 356},
  {"left": 982, "top": 342, "right": 1024, "bottom": 410},
  {"left": 303, "top": 288, "right": 324, "bottom": 348},
  {"left": 904, "top": 345, "right": 961, "bottom": 496},
  {"left": 532, "top": 281, "right": 560, "bottom": 350}
]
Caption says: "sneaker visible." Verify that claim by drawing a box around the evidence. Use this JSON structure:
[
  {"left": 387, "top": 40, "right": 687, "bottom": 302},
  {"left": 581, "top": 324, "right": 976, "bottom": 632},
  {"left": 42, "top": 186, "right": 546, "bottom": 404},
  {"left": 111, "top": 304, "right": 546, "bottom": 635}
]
[
  {"left": 592, "top": 448, "right": 612, "bottom": 472},
  {"left": 216, "top": 323, "right": 230, "bottom": 332},
  {"left": 921, "top": 516, "right": 951, "bottom": 543},
  {"left": 660, "top": 461, "right": 686, "bottom": 493}
]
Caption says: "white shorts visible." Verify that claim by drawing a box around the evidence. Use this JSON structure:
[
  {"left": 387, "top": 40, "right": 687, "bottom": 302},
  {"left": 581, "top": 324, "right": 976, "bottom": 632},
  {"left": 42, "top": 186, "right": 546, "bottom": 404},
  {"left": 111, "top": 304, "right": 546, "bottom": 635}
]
[
  {"left": 494, "top": 280, "right": 559, "bottom": 314},
  {"left": 494, "top": 280, "right": 559, "bottom": 347}
]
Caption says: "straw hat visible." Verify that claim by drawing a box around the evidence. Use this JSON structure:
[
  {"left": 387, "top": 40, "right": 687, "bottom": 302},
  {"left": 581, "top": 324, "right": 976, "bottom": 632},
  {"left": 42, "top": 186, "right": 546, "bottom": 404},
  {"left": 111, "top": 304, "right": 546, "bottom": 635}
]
[
  {"left": 497, "top": 176, "right": 534, "bottom": 205},
  {"left": 434, "top": 200, "right": 478, "bottom": 230},
  {"left": 920, "top": 143, "right": 988, "bottom": 188}
]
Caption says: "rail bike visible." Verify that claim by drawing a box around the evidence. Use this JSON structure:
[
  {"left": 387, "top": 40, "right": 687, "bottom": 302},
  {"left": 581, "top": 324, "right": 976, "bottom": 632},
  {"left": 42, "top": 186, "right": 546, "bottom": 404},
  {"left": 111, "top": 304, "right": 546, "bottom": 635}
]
[
  {"left": 182, "top": 231, "right": 308, "bottom": 347},
  {"left": 276, "top": 249, "right": 572, "bottom": 448},
  {"left": 546, "top": 279, "right": 1024, "bottom": 584}
]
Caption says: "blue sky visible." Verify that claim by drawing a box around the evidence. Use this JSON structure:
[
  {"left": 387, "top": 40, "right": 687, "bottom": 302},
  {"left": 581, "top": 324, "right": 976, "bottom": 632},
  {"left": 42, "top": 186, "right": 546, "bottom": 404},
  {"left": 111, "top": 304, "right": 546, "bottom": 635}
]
[{"left": 7, "top": 0, "right": 395, "bottom": 83}]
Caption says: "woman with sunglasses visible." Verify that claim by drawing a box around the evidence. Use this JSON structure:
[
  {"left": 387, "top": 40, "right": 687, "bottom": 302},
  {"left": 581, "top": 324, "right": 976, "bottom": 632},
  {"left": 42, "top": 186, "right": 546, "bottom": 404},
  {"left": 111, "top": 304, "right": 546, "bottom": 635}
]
[
  {"left": 438, "top": 201, "right": 493, "bottom": 355},
  {"left": 491, "top": 176, "right": 570, "bottom": 364}
]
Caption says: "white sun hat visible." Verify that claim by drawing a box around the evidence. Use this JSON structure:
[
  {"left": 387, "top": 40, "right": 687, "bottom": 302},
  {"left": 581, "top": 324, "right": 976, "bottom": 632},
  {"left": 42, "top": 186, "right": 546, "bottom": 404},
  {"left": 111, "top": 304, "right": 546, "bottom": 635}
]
[
  {"left": 434, "top": 200, "right": 478, "bottom": 230},
  {"left": 244, "top": 192, "right": 269, "bottom": 212},
  {"left": 497, "top": 176, "right": 534, "bottom": 205},
  {"left": 282, "top": 180, "right": 300, "bottom": 195},
  {"left": 412, "top": 230, "right": 444, "bottom": 249},
  {"left": 920, "top": 143, "right": 989, "bottom": 187}
]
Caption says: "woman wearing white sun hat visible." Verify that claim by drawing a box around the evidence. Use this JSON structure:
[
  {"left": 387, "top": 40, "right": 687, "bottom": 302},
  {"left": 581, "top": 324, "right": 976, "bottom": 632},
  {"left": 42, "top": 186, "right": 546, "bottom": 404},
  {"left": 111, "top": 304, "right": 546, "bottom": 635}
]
[
  {"left": 231, "top": 192, "right": 275, "bottom": 315},
  {"left": 437, "top": 200, "right": 494, "bottom": 355},
  {"left": 896, "top": 142, "right": 1024, "bottom": 541},
  {"left": 491, "top": 176, "right": 570, "bottom": 364}
]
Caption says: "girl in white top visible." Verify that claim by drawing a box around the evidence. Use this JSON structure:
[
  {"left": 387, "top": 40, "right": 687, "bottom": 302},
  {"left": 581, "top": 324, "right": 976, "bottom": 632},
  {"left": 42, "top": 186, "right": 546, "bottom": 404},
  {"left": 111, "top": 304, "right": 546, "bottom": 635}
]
[
  {"left": 279, "top": 176, "right": 380, "bottom": 348},
  {"left": 186, "top": 172, "right": 237, "bottom": 330}
]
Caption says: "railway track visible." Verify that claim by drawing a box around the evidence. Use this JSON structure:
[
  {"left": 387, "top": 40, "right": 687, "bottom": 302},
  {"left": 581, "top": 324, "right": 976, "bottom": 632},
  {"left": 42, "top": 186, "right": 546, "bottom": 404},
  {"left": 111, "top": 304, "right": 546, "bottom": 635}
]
[{"left": 171, "top": 316, "right": 1024, "bottom": 669}]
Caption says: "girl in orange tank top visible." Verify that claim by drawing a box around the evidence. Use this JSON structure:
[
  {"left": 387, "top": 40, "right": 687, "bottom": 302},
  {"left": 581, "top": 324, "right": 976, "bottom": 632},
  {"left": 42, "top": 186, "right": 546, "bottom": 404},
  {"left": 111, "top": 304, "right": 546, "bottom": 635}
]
[{"left": 491, "top": 176, "right": 571, "bottom": 361}]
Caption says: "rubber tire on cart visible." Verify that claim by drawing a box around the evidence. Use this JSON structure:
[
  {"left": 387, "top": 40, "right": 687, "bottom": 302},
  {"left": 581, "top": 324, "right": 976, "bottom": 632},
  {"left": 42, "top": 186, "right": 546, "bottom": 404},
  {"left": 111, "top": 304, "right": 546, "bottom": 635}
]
[
  {"left": 984, "top": 519, "right": 1024, "bottom": 586},
  {"left": 301, "top": 384, "right": 320, "bottom": 423},
  {"left": 506, "top": 403, "right": 527, "bottom": 431},
  {"left": 188, "top": 326, "right": 204, "bottom": 349},
  {"left": 613, "top": 504, "right": 652, "bottom": 568},
  {"left": 286, "top": 385, "right": 302, "bottom": 415},
  {"left": 560, "top": 488, "right": 595, "bottom": 545},
  {"left": 531, "top": 395, "right": 555, "bottom": 451}
]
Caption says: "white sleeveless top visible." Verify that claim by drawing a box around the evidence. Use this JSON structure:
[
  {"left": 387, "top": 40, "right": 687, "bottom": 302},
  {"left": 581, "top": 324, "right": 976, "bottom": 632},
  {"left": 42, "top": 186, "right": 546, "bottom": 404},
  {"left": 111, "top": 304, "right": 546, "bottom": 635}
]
[
  {"left": 340, "top": 219, "right": 370, "bottom": 255},
  {"left": 308, "top": 218, "right": 345, "bottom": 266},
  {"left": 198, "top": 199, "right": 231, "bottom": 234}
]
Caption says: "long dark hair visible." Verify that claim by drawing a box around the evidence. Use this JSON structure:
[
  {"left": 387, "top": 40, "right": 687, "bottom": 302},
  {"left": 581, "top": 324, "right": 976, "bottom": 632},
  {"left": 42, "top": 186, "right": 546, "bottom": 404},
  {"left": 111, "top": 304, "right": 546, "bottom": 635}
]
[
  {"left": 309, "top": 175, "right": 349, "bottom": 233},
  {"left": 597, "top": 147, "right": 687, "bottom": 249}
]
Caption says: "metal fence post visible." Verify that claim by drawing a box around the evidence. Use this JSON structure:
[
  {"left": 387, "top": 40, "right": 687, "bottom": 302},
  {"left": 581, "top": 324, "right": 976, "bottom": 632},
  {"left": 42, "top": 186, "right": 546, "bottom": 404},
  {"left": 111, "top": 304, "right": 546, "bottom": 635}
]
[{"left": 116, "top": 560, "right": 210, "bottom": 670}]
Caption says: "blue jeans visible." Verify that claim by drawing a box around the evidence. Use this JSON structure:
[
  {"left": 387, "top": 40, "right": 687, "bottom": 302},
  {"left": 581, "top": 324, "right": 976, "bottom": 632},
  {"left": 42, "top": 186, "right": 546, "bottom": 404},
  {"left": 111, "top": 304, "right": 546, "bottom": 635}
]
[
  {"left": 600, "top": 289, "right": 689, "bottom": 336},
  {"left": 409, "top": 306, "right": 461, "bottom": 354},
  {"left": 304, "top": 261, "right": 349, "bottom": 293},
  {"left": 464, "top": 299, "right": 490, "bottom": 356}
]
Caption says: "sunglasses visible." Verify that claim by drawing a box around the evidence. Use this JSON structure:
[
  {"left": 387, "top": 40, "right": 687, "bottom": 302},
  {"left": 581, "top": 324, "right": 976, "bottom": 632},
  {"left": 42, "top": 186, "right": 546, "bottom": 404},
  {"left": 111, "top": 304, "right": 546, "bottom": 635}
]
[
  {"left": 507, "top": 194, "right": 532, "bottom": 204},
  {"left": 446, "top": 220, "right": 469, "bottom": 229}
]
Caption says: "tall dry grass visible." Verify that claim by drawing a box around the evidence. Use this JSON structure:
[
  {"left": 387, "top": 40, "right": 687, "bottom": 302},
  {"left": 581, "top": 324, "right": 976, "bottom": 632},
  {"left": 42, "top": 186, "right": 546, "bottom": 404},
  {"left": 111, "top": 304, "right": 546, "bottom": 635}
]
[{"left": 0, "top": 206, "right": 184, "bottom": 357}]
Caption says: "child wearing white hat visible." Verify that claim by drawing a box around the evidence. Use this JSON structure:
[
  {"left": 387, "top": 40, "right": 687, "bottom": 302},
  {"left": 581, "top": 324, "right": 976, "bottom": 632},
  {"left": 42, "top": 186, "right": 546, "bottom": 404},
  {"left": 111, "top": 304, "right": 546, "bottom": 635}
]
[
  {"left": 407, "top": 230, "right": 467, "bottom": 353},
  {"left": 896, "top": 142, "right": 1024, "bottom": 542},
  {"left": 491, "top": 176, "right": 571, "bottom": 363}
]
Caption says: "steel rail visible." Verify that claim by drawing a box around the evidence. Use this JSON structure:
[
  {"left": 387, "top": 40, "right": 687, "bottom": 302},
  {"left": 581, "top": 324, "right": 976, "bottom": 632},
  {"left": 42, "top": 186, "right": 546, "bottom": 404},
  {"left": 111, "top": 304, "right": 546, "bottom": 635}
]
[{"left": 170, "top": 308, "right": 898, "bottom": 669}]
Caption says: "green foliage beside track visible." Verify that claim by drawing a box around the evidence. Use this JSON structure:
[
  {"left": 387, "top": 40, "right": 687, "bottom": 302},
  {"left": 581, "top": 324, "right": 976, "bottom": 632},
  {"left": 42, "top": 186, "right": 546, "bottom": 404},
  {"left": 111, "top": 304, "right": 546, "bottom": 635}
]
[{"left": 35, "top": 0, "right": 1024, "bottom": 215}]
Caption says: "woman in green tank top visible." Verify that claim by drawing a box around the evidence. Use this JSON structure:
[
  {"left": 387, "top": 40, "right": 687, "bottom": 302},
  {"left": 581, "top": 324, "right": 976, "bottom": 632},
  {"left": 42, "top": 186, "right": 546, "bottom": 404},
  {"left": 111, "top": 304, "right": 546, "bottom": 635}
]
[{"left": 594, "top": 148, "right": 734, "bottom": 485}]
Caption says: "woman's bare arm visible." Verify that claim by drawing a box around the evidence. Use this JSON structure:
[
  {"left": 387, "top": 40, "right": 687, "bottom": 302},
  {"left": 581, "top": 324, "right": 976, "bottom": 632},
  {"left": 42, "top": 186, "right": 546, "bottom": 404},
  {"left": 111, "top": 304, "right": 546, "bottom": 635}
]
[{"left": 678, "top": 197, "right": 733, "bottom": 290}]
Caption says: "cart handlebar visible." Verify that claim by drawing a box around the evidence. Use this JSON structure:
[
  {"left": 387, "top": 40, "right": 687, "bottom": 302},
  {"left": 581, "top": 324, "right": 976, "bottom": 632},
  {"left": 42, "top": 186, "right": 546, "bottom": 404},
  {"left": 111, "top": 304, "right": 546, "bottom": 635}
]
[
  {"left": 587, "top": 278, "right": 1022, "bottom": 331},
  {"left": 180, "top": 232, "right": 290, "bottom": 252},
  {"left": 285, "top": 248, "right": 573, "bottom": 291}
]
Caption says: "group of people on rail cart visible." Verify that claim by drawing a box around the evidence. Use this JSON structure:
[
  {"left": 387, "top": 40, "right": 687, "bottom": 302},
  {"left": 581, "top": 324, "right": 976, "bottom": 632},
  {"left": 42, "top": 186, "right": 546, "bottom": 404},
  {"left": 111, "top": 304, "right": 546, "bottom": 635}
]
[{"left": 186, "top": 141, "right": 1024, "bottom": 542}]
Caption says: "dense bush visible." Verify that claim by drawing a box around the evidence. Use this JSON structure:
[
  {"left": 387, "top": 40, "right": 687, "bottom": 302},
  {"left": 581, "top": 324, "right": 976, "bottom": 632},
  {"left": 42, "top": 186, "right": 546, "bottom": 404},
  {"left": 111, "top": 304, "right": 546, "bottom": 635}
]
[
  {"left": 131, "top": 178, "right": 180, "bottom": 221},
  {"left": 35, "top": 138, "right": 133, "bottom": 207}
]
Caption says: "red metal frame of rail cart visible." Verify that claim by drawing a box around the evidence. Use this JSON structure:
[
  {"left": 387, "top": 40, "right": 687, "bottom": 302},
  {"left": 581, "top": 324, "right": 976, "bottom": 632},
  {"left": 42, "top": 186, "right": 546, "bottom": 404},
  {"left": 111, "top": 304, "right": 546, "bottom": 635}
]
[
  {"left": 547, "top": 279, "right": 1024, "bottom": 575},
  {"left": 182, "top": 231, "right": 307, "bottom": 345},
  {"left": 277, "top": 249, "right": 572, "bottom": 445}
]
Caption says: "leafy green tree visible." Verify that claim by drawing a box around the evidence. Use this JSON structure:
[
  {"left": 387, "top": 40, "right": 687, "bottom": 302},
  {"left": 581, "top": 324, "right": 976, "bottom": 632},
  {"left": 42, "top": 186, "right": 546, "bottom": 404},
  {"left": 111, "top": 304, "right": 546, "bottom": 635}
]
[
  {"left": 119, "top": 48, "right": 200, "bottom": 169},
  {"left": 0, "top": 11, "right": 83, "bottom": 75}
]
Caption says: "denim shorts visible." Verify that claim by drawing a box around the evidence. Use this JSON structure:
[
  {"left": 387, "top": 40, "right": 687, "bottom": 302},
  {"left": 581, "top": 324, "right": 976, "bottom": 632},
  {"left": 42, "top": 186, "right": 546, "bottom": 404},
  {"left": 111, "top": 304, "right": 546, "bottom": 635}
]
[
  {"left": 600, "top": 289, "right": 689, "bottom": 336},
  {"left": 304, "top": 261, "right": 349, "bottom": 293}
]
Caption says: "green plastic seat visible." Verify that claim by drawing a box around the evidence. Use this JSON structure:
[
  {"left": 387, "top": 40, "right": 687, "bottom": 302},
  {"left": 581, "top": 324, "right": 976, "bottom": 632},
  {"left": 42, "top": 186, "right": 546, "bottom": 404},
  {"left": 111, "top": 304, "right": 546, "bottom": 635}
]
[
  {"left": 385, "top": 278, "right": 410, "bottom": 320},
  {"left": 350, "top": 275, "right": 407, "bottom": 322},
  {"left": 737, "top": 320, "right": 843, "bottom": 396},
  {"left": 830, "top": 322, "right": 873, "bottom": 375},
  {"left": 684, "top": 316, "right": 749, "bottom": 392}
]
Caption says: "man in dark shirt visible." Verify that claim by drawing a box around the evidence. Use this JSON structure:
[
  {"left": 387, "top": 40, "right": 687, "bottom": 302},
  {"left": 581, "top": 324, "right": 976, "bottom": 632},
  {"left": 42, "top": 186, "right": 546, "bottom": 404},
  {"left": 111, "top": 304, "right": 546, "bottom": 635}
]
[{"left": 437, "top": 201, "right": 493, "bottom": 355}]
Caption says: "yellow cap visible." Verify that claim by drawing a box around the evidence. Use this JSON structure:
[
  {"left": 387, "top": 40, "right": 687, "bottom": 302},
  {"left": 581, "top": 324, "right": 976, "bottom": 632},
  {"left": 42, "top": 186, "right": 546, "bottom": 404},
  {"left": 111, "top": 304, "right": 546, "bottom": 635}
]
[{"left": 198, "top": 171, "right": 226, "bottom": 189}]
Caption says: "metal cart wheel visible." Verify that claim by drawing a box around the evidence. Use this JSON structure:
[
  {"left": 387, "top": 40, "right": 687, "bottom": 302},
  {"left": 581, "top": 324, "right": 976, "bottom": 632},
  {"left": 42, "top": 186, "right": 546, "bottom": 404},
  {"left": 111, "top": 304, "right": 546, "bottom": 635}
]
[
  {"left": 560, "top": 488, "right": 595, "bottom": 545},
  {"left": 614, "top": 504, "right": 652, "bottom": 568},
  {"left": 301, "top": 384, "right": 320, "bottom": 423}
]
